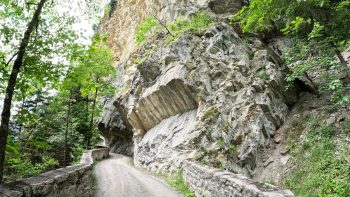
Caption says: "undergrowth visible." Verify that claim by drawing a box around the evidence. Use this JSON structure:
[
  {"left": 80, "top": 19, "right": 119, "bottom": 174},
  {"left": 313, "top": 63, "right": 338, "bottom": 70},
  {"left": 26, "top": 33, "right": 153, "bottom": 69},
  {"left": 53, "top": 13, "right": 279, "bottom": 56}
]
[{"left": 285, "top": 122, "right": 350, "bottom": 197}]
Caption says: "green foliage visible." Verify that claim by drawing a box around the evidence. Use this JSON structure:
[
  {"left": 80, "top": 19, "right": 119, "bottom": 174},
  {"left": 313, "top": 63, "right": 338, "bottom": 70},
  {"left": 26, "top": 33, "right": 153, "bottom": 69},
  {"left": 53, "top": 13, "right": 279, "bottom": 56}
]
[
  {"left": 104, "top": 0, "right": 117, "bottom": 17},
  {"left": 135, "top": 12, "right": 213, "bottom": 45},
  {"left": 217, "top": 138, "right": 225, "bottom": 147},
  {"left": 233, "top": 0, "right": 350, "bottom": 40},
  {"left": 255, "top": 70, "right": 269, "bottom": 81},
  {"left": 0, "top": 0, "right": 112, "bottom": 182},
  {"left": 104, "top": 5, "right": 110, "bottom": 16},
  {"left": 135, "top": 17, "right": 160, "bottom": 45},
  {"left": 168, "top": 12, "right": 213, "bottom": 34},
  {"left": 234, "top": 0, "right": 350, "bottom": 105},
  {"left": 5, "top": 154, "right": 58, "bottom": 182},
  {"left": 285, "top": 124, "right": 350, "bottom": 197},
  {"left": 220, "top": 121, "right": 231, "bottom": 131},
  {"left": 91, "top": 171, "right": 98, "bottom": 187},
  {"left": 228, "top": 144, "right": 237, "bottom": 154},
  {"left": 3, "top": 38, "right": 115, "bottom": 181},
  {"left": 70, "top": 144, "right": 84, "bottom": 163},
  {"left": 201, "top": 107, "right": 220, "bottom": 122},
  {"left": 167, "top": 170, "right": 195, "bottom": 197},
  {"left": 321, "top": 79, "right": 350, "bottom": 105},
  {"left": 166, "top": 12, "right": 213, "bottom": 43}
]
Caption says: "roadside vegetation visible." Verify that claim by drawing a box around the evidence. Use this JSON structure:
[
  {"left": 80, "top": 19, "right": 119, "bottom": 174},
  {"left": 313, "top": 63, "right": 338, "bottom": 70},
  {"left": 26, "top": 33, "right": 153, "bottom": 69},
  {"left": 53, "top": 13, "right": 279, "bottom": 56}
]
[
  {"left": 233, "top": 1, "right": 350, "bottom": 196},
  {"left": 0, "top": 0, "right": 112, "bottom": 183},
  {"left": 285, "top": 119, "right": 350, "bottom": 196},
  {"left": 165, "top": 170, "right": 195, "bottom": 197}
]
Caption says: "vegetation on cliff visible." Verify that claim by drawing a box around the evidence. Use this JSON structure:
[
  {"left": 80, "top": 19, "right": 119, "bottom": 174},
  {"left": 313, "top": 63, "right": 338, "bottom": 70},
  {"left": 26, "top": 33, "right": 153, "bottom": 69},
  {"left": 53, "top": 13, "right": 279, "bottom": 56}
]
[
  {"left": 234, "top": 0, "right": 350, "bottom": 196},
  {"left": 233, "top": 0, "right": 350, "bottom": 105},
  {"left": 136, "top": 12, "right": 213, "bottom": 45}
]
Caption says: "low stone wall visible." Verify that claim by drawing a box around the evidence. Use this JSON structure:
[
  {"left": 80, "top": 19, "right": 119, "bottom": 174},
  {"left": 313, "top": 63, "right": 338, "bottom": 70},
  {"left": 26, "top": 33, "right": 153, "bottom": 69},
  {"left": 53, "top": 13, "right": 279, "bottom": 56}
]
[
  {"left": 183, "top": 161, "right": 294, "bottom": 197},
  {"left": 0, "top": 148, "right": 109, "bottom": 197}
]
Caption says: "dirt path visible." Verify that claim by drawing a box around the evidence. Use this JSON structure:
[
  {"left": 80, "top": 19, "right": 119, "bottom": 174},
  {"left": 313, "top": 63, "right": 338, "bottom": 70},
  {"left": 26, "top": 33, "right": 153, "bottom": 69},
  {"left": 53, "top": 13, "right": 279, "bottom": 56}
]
[{"left": 94, "top": 153, "right": 182, "bottom": 197}]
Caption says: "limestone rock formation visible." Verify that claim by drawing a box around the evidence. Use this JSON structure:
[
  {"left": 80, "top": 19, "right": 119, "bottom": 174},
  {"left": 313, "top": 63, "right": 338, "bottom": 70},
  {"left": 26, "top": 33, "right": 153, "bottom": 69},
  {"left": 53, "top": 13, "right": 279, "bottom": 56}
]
[{"left": 98, "top": 0, "right": 300, "bottom": 179}]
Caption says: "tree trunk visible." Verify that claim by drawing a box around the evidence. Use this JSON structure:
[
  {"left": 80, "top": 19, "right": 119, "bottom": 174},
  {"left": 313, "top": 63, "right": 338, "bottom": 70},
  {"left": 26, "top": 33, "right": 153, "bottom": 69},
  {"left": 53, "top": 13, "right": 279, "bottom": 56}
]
[
  {"left": 86, "top": 95, "right": 89, "bottom": 122},
  {"left": 0, "top": 0, "right": 47, "bottom": 183},
  {"left": 63, "top": 92, "right": 72, "bottom": 167},
  {"left": 87, "top": 88, "right": 98, "bottom": 148},
  {"left": 153, "top": 16, "right": 174, "bottom": 37},
  {"left": 303, "top": 72, "right": 318, "bottom": 94},
  {"left": 330, "top": 42, "right": 350, "bottom": 80},
  {"left": 334, "top": 46, "right": 348, "bottom": 68}
]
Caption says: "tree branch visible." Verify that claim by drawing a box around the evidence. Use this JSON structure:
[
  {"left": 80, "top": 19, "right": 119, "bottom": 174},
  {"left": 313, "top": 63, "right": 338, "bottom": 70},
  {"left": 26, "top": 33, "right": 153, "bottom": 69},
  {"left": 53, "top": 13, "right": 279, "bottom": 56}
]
[
  {"left": 0, "top": 52, "right": 18, "bottom": 74},
  {"left": 152, "top": 15, "right": 174, "bottom": 37}
]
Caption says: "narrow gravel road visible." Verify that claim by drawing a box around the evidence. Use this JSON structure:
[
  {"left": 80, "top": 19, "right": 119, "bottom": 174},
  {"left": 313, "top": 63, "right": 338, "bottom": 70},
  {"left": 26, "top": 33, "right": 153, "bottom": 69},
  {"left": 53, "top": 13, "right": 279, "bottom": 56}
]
[{"left": 94, "top": 153, "right": 182, "bottom": 197}]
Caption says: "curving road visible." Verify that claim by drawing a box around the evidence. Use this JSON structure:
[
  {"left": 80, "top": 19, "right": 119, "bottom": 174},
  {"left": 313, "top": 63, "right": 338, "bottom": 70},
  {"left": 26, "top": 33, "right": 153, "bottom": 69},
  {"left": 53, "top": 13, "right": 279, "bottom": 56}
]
[{"left": 94, "top": 153, "right": 182, "bottom": 197}]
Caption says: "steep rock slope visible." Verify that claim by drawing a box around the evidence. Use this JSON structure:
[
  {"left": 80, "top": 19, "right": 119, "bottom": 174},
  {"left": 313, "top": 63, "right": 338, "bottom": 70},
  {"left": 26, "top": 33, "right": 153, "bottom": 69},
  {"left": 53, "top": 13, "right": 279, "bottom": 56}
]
[{"left": 98, "top": 0, "right": 298, "bottom": 177}]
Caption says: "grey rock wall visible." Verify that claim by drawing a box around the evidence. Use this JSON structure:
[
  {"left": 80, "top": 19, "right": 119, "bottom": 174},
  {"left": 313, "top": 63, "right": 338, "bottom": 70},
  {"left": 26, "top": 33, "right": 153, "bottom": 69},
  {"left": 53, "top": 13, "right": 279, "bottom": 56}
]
[
  {"left": 98, "top": 98, "right": 133, "bottom": 156},
  {"left": 183, "top": 160, "right": 294, "bottom": 197},
  {"left": 134, "top": 110, "right": 198, "bottom": 172},
  {"left": 106, "top": 22, "right": 294, "bottom": 175},
  {"left": 0, "top": 148, "right": 109, "bottom": 197},
  {"left": 98, "top": 0, "right": 299, "bottom": 178}
]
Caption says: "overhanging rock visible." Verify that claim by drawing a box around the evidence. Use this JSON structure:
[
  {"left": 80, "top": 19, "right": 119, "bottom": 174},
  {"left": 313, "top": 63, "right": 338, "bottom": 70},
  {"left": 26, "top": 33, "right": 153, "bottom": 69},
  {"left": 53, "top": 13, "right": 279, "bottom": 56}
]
[{"left": 130, "top": 78, "right": 198, "bottom": 133}]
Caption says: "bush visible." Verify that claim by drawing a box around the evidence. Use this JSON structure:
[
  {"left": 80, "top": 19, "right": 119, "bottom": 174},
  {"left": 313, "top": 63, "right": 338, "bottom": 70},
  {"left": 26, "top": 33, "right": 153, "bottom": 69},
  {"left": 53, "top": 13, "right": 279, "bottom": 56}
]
[{"left": 5, "top": 156, "right": 58, "bottom": 182}]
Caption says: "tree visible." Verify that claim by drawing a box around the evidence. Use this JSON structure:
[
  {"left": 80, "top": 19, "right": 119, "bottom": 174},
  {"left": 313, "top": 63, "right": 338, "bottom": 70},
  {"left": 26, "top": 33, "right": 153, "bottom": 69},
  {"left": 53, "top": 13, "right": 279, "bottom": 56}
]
[
  {"left": 0, "top": 0, "right": 47, "bottom": 183},
  {"left": 233, "top": 0, "right": 350, "bottom": 104},
  {"left": 234, "top": 0, "right": 350, "bottom": 66},
  {"left": 0, "top": 0, "right": 110, "bottom": 182},
  {"left": 0, "top": 0, "right": 98, "bottom": 182},
  {"left": 73, "top": 37, "right": 115, "bottom": 147}
]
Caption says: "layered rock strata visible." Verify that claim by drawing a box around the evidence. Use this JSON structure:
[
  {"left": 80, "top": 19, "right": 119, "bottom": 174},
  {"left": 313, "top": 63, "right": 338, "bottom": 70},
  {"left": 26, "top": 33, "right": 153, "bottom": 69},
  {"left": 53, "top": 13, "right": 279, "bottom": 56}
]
[{"left": 99, "top": 19, "right": 296, "bottom": 175}]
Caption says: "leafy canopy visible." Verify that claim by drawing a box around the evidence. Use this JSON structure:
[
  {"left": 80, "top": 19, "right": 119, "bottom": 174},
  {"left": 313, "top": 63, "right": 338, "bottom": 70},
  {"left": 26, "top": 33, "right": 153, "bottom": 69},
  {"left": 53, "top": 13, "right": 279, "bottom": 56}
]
[{"left": 233, "top": 0, "right": 350, "bottom": 104}]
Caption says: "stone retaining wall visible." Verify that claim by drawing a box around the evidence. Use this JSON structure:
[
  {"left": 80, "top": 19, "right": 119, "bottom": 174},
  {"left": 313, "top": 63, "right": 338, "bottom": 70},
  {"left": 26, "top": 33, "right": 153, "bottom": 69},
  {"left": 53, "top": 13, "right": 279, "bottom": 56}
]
[
  {"left": 0, "top": 148, "right": 109, "bottom": 197},
  {"left": 183, "top": 160, "right": 294, "bottom": 197}
]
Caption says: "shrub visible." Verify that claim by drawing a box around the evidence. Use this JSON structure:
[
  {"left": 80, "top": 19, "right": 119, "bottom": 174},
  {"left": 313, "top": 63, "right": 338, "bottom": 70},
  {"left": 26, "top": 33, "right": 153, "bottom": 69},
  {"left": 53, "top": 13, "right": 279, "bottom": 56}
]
[{"left": 167, "top": 170, "right": 195, "bottom": 197}]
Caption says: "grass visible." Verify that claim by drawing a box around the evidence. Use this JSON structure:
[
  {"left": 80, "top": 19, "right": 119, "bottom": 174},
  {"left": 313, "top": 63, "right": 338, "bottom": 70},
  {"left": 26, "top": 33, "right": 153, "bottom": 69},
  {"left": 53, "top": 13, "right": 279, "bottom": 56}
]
[
  {"left": 228, "top": 144, "right": 237, "bottom": 154},
  {"left": 201, "top": 107, "right": 220, "bottom": 122},
  {"left": 166, "top": 170, "right": 195, "bottom": 197},
  {"left": 135, "top": 17, "right": 160, "bottom": 45},
  {"left": 217, "top": 138, "right": 225, "bottom": 147},
  {"left": 285, "top": 123, "right": 350, "bottom": 197},
  {"left": 220, "top": 121, "right": 231, "bottom": 131},
  {"left": 135, "top": 12, "right": 213, "bottom": 45},
  {"left": 91, "top": 171, "right": 98, "bottom": 187},
  {"left": 165, "top": 12, "right": 213, "bottom": 44}
]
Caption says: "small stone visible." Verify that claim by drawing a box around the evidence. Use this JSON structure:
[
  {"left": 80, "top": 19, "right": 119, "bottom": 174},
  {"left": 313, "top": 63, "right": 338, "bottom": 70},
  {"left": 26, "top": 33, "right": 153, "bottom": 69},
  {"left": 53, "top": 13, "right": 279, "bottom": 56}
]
[
  {"left": 274, "top": 136, "right": 282, "bottom": 144},
  {"left": 280, "top": 156, "right": 289, "bottom": 165},
  {"left": 325, "top": 116, "right": 336, "bottom": 125},
  {"left": 280, "top": 147, "right": 290, "bottom": 156}
]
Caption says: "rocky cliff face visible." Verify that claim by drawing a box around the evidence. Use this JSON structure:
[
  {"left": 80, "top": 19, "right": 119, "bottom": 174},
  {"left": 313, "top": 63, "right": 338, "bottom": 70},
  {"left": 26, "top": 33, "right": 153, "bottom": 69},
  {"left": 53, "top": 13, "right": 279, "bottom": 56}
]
[
  {"left": 98, "top": 0, "right": 246, "bottom": 62},
  {"left": 98, "top": 0, "right": 299, "bottom": 177}
]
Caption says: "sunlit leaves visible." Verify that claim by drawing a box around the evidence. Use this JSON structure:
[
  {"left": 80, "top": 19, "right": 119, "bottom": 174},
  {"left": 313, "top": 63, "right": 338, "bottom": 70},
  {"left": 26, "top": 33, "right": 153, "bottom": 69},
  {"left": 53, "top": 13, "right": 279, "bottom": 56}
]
[{"left": 234, "top": 0, "right": 350, "bottom": 105}]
